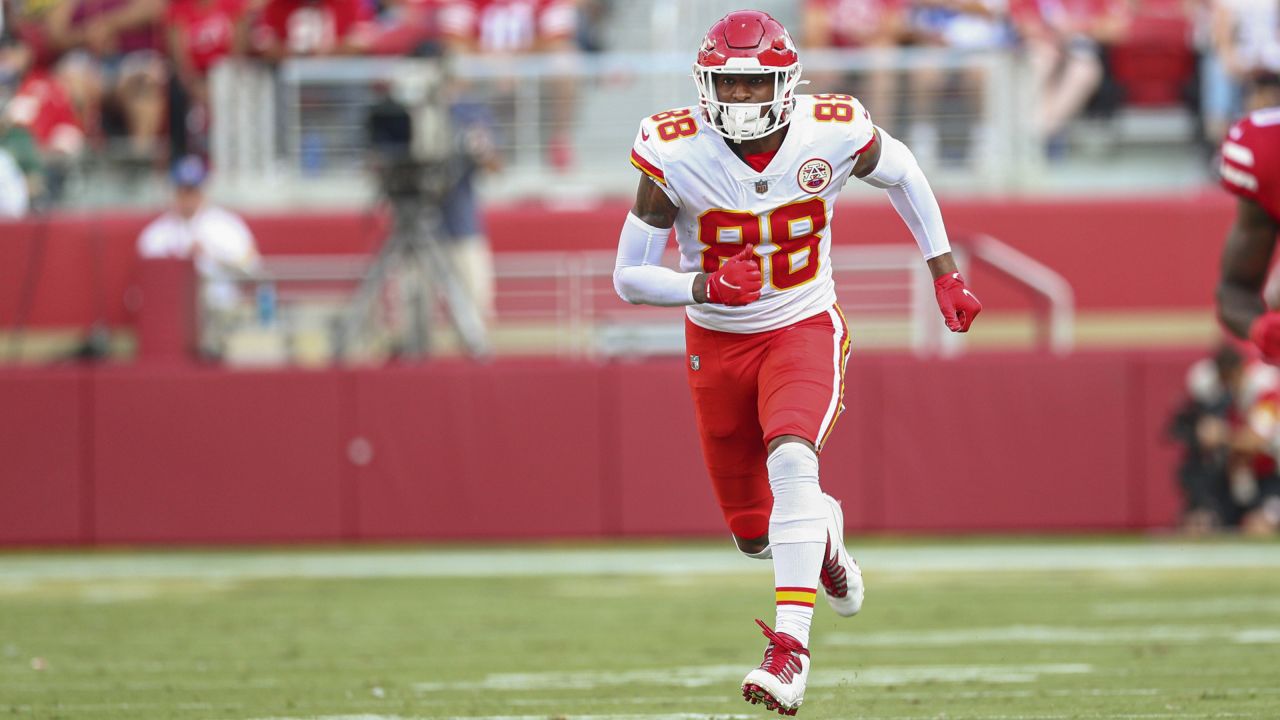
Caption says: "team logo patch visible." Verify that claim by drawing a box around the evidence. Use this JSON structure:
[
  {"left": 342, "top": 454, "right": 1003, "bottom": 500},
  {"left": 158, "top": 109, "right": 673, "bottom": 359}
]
[
  {"left": 797, "top": 158, "right": 833, "bottom": 194},
  {"left": 690, "top": 354, "right": 701, "bottom": 371}
]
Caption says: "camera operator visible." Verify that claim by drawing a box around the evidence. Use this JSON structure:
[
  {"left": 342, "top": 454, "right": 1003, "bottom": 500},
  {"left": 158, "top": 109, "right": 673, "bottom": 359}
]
[{"left": 362, "top": 56, "right": 498, "bottom": 357}]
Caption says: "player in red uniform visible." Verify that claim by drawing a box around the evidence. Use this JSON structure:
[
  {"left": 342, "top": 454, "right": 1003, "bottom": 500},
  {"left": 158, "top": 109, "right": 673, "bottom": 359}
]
[
  {"left": 613, "top": 10, "right": 980, "bottom": 716},
  {"left": 1217, "top": 74, "right": 1280, "bottom": 359}
]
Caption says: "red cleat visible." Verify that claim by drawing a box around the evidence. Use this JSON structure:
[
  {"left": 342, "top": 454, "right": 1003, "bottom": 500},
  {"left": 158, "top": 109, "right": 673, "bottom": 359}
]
[{"left": 741, "top": 619, "right": 809, "bottom": 715}]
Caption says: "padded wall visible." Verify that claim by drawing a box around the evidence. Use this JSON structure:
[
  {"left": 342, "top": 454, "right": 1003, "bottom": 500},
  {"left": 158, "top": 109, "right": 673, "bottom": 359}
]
[{"left": 0, "top": 351, "right": 1195, "bottom": 545}]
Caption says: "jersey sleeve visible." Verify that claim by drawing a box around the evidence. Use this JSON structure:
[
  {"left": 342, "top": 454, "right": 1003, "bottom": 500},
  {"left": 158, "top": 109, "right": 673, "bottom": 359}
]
[
  {"left": 1220, "top": 109, "right": 1280, "bottom": 222},
  {"left": 848, "top": 97, "right": 876, "bottom": 159},
  {"left": 628, "top": 118, "right": 681, "bottom": 208}
]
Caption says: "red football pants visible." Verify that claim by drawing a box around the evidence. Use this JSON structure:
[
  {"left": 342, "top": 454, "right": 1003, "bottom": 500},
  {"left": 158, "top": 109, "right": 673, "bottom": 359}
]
[{"left": 684, "top": 306, "right": 851, "bottom": 541}]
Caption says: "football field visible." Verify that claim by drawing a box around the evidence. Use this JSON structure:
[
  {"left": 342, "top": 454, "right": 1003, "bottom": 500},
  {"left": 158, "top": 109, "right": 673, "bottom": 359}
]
[{"left": 3, "top": 539, "right": 1280, "bottom": 720}]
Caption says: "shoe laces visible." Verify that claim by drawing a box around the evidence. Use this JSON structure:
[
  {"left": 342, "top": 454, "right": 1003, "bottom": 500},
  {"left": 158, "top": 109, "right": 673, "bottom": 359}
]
[
  {"left": 820, "top": 535, "right": 849, "bottom": 598},
  {"left": 754, "top": 619, "right": 808, "bottom": 681}
]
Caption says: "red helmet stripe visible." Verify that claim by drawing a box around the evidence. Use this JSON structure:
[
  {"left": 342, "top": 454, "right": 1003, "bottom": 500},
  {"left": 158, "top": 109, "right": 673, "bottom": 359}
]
[{"left": 696, "top": 10, "right": 798, "bottom": 68}]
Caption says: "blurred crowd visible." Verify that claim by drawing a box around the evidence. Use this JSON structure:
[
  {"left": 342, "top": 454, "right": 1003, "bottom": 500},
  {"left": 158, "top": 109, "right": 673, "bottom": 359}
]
[
  {"left": 1171, "top": 342, "right": 1280, "bottom": 536},
  {"left": 804, "top": 0, "right": 1280, "bottom": 160},
  {"left": 0, "top": 0, "right": 602, "bottom": 214},
  {"left": 1, "top": 0, "right": 1279, "bottom": 215}
]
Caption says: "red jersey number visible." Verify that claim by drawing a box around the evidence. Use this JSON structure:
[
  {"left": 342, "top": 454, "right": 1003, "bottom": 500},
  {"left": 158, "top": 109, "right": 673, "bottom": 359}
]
[
  {"left": 698, "top": 198, "right": 827, "bottom": 291},
  {"left": 650, "top": 109, "right": 697, "bottom": 142},
  {"left": 813, "top": 94, "right": 855, "bottom": 123}
]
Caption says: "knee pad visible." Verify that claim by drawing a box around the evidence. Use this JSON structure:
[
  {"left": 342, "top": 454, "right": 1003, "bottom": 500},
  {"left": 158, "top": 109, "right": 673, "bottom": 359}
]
[{"left": 767, "top": 443, "right": 827, "bottom": 545}]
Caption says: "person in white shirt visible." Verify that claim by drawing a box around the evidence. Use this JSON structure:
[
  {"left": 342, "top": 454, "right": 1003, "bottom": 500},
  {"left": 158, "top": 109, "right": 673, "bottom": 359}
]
[
  {"left": 137, "top": 155, "right": 261, "bottom": 356},
  {"left": 0, "top": 148, "right": 29, "bottom": 218}
]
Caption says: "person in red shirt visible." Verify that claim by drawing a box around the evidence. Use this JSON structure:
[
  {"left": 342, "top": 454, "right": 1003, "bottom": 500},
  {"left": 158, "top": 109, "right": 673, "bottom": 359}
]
[
  {"left": 169, "top": 0, "right": 245, "bottom": 86},
  {"left": 166, "top": 0, "right": 247, "bottom": 158},
  {"left": 44, "top": 0, "right": 167, "bottom": 156},
  {"left": 247, "top": 0, "right": 371, "bottom": 60},
  {"left": 1218, "top": 74, "right": 1280, "bottom": 361},
  {"left": 801, "top": 0, "right": 904, "bottom": 132},
  {"left": 436, "top": 0, "right": 576, "bottom": 53},
  {"left": 436, "top": 0, "right": 579, "bottom": 171},
  {"left": 1011, "top": 0, "right": 1132, "bottom": 152},
  {"left": 5, "top": 68, "right": 86, "bottom": 157}
]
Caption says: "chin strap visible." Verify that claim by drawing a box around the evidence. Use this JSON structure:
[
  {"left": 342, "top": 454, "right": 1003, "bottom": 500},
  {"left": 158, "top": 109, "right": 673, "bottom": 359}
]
[{"left": 720, "top": 105, "right": 774, "bottom": 142}]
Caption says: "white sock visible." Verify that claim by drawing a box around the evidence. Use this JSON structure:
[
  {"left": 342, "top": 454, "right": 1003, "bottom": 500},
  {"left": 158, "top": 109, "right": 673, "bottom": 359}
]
[{"left": 767, "top": 443, "right": 827, "bottom": 648}]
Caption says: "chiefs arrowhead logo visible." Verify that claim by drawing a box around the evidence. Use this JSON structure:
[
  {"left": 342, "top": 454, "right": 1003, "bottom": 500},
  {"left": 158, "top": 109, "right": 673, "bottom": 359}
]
[{"left": 797, "top": 158, "right": 833, "bottom": 194}]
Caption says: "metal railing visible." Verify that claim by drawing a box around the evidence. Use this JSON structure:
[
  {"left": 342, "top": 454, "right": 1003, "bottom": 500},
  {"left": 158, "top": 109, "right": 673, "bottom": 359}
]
[
  {"left": 210, "top": 234, "right": 1072, "bottom": 364},
  {"left": 963, "top": 233, "right": 1075, "bottom": 355},
  {"left": 208, "top": 48, "right": 1041, "bottom": 208}
]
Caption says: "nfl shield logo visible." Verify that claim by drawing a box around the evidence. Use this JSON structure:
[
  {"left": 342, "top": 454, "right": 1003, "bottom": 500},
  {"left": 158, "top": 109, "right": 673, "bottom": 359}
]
[
  {"left": 754, "top": 179, "right": 769, "bottom": 194},
  {"left": 690, "top": 354, "right": 701, "bottom": 371}
]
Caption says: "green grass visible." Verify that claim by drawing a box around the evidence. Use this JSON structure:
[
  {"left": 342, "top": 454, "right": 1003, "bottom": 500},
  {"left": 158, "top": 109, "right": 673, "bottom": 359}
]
[{"left": 2, "top": 541, "right": 1280, "bottom": 719}]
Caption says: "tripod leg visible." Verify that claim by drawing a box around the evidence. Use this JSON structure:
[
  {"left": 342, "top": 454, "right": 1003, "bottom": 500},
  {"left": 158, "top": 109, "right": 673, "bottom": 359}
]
[
  {"left": 410, "top": 208, "right": 491, "bottom": 358},
  {"left": 340, "top": 206, "right": 413, "bottom": 360}
]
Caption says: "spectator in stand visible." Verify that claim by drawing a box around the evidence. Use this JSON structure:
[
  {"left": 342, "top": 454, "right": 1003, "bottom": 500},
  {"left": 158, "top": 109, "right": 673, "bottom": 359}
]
[
  {"left": 137, "top": 155, "right": 262, "bottom": 358},
  {"left": 901, "top": 0, "right": 1014, "bottom": 164},
  {"left": 0, "top": 30, "right": 47, "bottom": 209},
  {"left": 1170, "top": 343, "right": 1247, "bottom": 532},
  {"left": 1011, "top": 0, "right": 1132, "bottom": 155},
  {"left": 574, "top": 0, "right": 610, "bottom": 53},
  {"left": 1233, "top": 371, "right": 1280, "bottom": 535},
  {"left": 360, "top": 0, "right": 437, "bottom": 56},
  {"left": 1200, "top": 0, "right": 1280, "bottom": 146},
  {"left": 44, "top": 0, "right": 166, "bottom": 159},
  {"left": 5, "top": 0, "right": 73, "bottom": 72},
  {"left": 166, "top": 0, "right": 249, "bottom": 161},
  {"left": 1171, "top": 342, "right": 1280, "bottom": 534},
  {"left": 2, "top": 34, "right": 84, "bottom": 204},
  {"left": 246, "top": 0, "right": 373, "bottom": 60},
  {"left": 436, "top": 0, "right": 579, "bottom": 172},
  {"left": 802, "top": 0, "right": 904, "bottom": 133}
]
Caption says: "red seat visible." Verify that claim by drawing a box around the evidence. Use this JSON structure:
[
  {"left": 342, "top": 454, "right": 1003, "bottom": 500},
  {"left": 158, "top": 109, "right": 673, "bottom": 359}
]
[{"left": 1108, "top": 3, "right": 1195, "bottom": 107}]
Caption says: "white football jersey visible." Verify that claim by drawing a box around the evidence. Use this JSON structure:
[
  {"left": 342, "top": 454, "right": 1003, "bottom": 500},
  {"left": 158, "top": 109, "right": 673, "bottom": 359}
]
[{"left": 629, "top": 94, "right": 875, "bottom": 333}]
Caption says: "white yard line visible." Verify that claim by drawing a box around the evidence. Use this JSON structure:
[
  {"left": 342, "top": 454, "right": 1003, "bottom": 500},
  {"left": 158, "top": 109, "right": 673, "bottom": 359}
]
[
  {"left": 822, "top": 624, "right": 1280, "bottom": 647},
  {"left": 2, "top": 542, "right": 1280, "bottom": 583},
  {"left": 243, "top": 715, "right": 757, "bottom": 720},
  {"left": 1092, "top": 597, "right": 1280, "bottom": 618},
  {"left": 232, "top": 707, "right": 1269, "bottom": 712},
  {"left": 411, "top": 663, "right": 1093, "bottom": 693}
]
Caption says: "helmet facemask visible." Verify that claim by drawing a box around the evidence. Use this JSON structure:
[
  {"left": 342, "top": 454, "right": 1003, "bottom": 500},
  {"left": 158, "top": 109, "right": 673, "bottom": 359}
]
[{"left": 694, "top": 62, "right": 802, "bottom": 143}]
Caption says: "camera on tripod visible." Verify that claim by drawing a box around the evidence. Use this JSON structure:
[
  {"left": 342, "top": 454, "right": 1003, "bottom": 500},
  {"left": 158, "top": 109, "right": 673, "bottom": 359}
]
[
  {"left": 364, "top": 57, "right": 452, "bottom": 203},
  {"left": 344, "top": 55, "right": 490, "bottom": 360}
]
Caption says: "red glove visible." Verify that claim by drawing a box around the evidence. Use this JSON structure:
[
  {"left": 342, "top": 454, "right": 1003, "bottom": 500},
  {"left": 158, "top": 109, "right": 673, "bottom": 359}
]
[
  {"left": 1249, "top": 312, "right": 1280, "bottom": 361},
  {"left": 706, "top": 244, "right": 763, "bottom": 306},
  {"left": 934, "top": 271, "right": 982, "bottom": 332}
]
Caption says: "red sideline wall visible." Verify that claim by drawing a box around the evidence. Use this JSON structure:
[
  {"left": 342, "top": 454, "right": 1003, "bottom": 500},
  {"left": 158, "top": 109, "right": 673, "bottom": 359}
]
[
  {"left": 0, "top": 194, "right": 1236, "bottom": 329},
  {"left": 0, "top": 351, "right": 1195, "bottom": 546}
]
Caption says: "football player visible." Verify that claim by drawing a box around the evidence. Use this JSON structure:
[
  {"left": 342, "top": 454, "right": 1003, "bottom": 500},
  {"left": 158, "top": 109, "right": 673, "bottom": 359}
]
[
  {"left": 612, "top": 10, "right": 981, "bottom": 715},
  {"left": 1217, "top": 73, "right": 1280, "bottom": 360}
]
